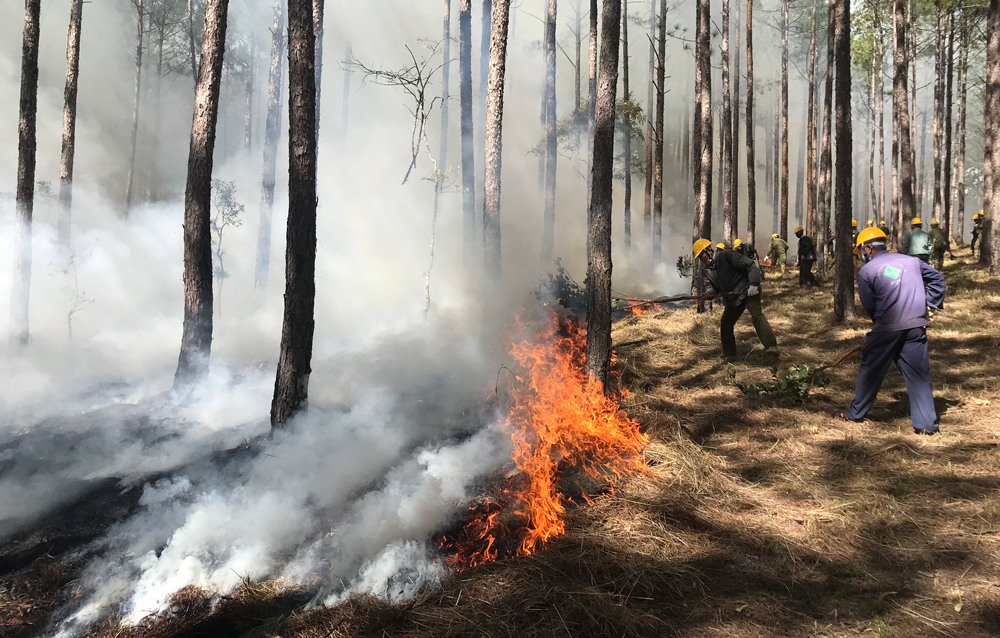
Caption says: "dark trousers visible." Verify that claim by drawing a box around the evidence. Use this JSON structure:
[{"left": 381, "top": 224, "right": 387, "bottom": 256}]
[
  {"left": 799, "top": 260, "right": 818, "bottom": 286},
  {"left": 720, "top": 295, "right": 778, "bottom": 357},
  {"left": 845, "top": 327, "right": 938, "bottom": 431}
]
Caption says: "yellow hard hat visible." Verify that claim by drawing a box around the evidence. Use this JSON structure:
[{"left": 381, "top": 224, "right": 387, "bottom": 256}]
[
  {"left": 931, "top": 219, "right": 940, "bottom": 226},
  {"left": 716, "top": 243, "right": 726, "bottom": 250},
  {"left": 852, "top": 220, "right": 858, "bottom": 227},
  {"left": 733, "top": 238, "right": 743, "bottom": 248},
  {"left": 880, "top": 220, "right": 887, "bottom": 226},
  {"left": 867, "top": 220, "right": 874, "bottom": 227},
  {"left": 854, "top": 227, "right": 889, "bottom": 255},
  {"left": 771, "top": 233, "right": 779, "bottom": 239},
  {"left": 911, "top": 217, "right": 923, "bottom": 226},
  {"left": 692, "top": 238, "right": 713, "bottom": 258},
  {"left": 975, "top": 211, "right": 983, "bottom": 219},
  {"left": 794, "top": 226, "right": 804, "bottom": 234}
]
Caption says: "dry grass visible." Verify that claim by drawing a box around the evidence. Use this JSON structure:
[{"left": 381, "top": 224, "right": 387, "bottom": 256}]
[{"left": 51, "top": 249, "right": 1000, "bottom": 637}]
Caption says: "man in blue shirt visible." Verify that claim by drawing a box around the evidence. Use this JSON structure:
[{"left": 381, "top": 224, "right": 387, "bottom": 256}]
[{"left": 837, "top": 227, "right": 946, "bottom": 434}]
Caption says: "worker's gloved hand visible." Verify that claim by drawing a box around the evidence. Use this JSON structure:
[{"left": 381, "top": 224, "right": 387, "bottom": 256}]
[
  {"left": 927, "top": 305, "right": 944, "bottom": 321},
  {"left": 747, "top": 284, "right": 761, "bottom": 297}
]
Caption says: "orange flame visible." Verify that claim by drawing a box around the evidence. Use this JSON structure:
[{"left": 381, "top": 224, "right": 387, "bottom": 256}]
[{"left": 442, "top": 314, "right": 649, "bottom": 568}]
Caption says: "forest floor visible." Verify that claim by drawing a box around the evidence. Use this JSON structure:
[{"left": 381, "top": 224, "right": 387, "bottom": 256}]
[{"left": 4, "top": 248, "right": 1000, "bottom": 638}]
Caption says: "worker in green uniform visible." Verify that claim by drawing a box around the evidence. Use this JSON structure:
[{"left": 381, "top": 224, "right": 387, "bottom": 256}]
[
  {"left": 928, "top": 220, "right": 949, "bottom": 270},
  {"left": 851, "top": 219, "right": 859, "bottom": 245},
  {"left": 767, "top": 233, "right": 788, "bottom": 276},
  {"left": 902, "top": 218, "right": 933, "bottom": 263}
]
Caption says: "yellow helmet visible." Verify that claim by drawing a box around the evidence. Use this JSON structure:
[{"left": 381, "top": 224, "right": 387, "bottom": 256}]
[
  {"left": 975, "top": 211, "right": 983, "bottom": 219},
  {"left": 733, "top": 238, "right": 743, "bottom": 248},
  {"left": 911, "top": 217, "right": 923, "bottom": 226},
  {"left": 867, "top": 220, "right": 874, "bottom": 227},
  {"left": 880, "top": 220, "right": 887, "bottom": 226},
  {"left": 931, "top": 219, "right": 940, "bottom": 226},
  {"left": 771, "top": 233, "right": 780, "bottom": 239},
  {"left": 854, "top": 227, "right": 889, "bottom": 255},
  {"left": 852, "top": 220, "right": 859, "bottom": 227},
  {"left": 692, "top": 238, "right": 713, "bottom": 258},
  {"left": 716, "top": 243, "right": 726, "bottom": 250},
  {"left": 794, "top": 226, "right": 804, "bottom": 234}
]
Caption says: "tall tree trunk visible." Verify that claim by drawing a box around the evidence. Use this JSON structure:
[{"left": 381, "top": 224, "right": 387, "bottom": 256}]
[
  {"left": 312, "top": 0, "right": 324, "bottom": 149},
  {"left": 779, "top": 0, "right": 789, "bottom": 241},
  {"left": 877, "top": 31, "right": 885, "bottom": 222},
  {"left": 426, "top": 0, "right": 451, "bottom": 314},
  {"left": 917, "top": 108, "right": 927, "bottom": 219},
  {"left": 643, "top": 0, "right": 655, "bottom": 241},
  {"left": 796, "top": 104, "right": 805, "bottom": 229},
  {"left": 954, "top": 15, "right": 968, "bottom": 244},
  {"left": 932, "top": 0, "right": 944, "bottom": 225},
  {"left": 58, "top": 0, "right": 83, "bottom": 249},
  {"left": 721, "top": 0, "right": 734, "bottom": 243},
  {"left": 124, "top": 2, "right": 145, "bottom": 216},
  {"left": 622, "top": 0, "right": 631, "bottom": 251},
  {"left": 894, "top": 0, "right": 915, "bottom": 237},
  {"left": 479, "top": 0, "right": 492, "bottom": 200},
  {"left": 187, "top": 0, "right": 197, "bottom": 82},
  {"left": 538, "top": 4, "right": 549, "bottom": 192},
  {"left": 482, "top": 0, "right": 510, "bottom": 286},
  {"left": 11, "top": 0, "right": 40, "bottom": 346},
  {"left": 575, "top": 0, "right": 583, "bottom": 112},
  {"left": 806, "top": 0, "right": 817, "bottom": 236},
  {"left": 909, "top": 0, "right": 916, "bottom": 164},
  {"left": 254, "top": 0, "right": 286, "bottom": 291},
  {"left": 541, "top": 0, "right": 558, "bottom": 262},
  {"left": 732, "top": 6, "right": 741, "bottom": 227},
  {"left": 869, "top": 55, "right": 878, "bottom": 221},
  {"left": 745, "top": 0, "right": 755, "bottom": 246},
  {"left": 587, "top": 0, "right": 598, "bottom": 191},
  {"left": 816, "top": 0, "right": 833, "bottom": 277},
  {"left": 175, "top": 0, "right": 229, "bottom": 385},
  {"left": 460, "top": 0, "right": 476, "bottom": 264},
  {"left": 585, "top": 0, "right": 621, "bottom": 390},
  {"left": 244, "top": 39, "right": 255, "bottom": 152},
  {"left": 693, "top": 0, "right": 712, "bottom": 305},
  {"left": 652, "top": 0, "right": 666, "bottom": 265},
  {"left": 986, "top": 0, "right": 1000, "bottom": 271},
  {"left": 773, "top": 103, "right": 780, "bottom": 233},
  {"left": 833, "top": 0, "right": 855, "bottom": 320},
  {"left": 943, "top": 12, "right": 954, "bottom": 237},
  {"left": 271, "top": 0, "right": 317, "bottom": 426}
]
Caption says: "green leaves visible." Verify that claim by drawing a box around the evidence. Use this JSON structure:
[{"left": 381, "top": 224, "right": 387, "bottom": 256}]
[{"left": 727, "top": 364, "right": 829, "bottom": 401}]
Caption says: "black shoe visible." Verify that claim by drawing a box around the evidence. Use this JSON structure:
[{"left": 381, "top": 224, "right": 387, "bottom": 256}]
[{"left": 913, "top": 428, "right": 940, "bottom": 436}]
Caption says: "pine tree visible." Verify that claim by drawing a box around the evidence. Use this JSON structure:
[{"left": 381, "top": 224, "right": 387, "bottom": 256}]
[
  {"left": 833, "top": 0, "right": 855, "bottom": 320},
  {"left": 58, "top": 0, "right": 84, "bottom": 249},
  {"left": 483, "top": 0, "right": 511, "bottom": 285}
]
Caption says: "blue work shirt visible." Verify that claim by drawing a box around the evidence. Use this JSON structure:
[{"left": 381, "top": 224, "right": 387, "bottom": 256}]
[{"left": 857, "top": 250, "right": 946, "bottom": 332}]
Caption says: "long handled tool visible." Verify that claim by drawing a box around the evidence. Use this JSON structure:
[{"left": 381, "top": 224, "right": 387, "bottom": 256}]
[{"left": 613, "top": 291, "right": 747, "bottom": 308}]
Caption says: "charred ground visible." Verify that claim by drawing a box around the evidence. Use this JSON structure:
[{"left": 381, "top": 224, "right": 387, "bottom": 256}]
[{"left": 3, "top": 248, "right": 999, "bottom": 638}]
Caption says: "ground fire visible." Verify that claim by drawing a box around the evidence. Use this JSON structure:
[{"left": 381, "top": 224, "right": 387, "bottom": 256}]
[{"left": 439, "top": 313, "right": 649, "bottom": 568}]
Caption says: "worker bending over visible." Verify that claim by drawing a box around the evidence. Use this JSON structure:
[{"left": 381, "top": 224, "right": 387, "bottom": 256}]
[
  {"left": 767, "top": 234, "right": 788, "bottom": 275},
  {"left": 693, "top": 239, "right": 779, "bottom": 361},
  {"left": 837, "top": 228, "right": 946, "bottom": 435}
]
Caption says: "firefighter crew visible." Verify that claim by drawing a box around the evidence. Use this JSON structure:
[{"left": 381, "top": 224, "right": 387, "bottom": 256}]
[
  {"left": 971, "top": 211, "right": 984, "bottom": 257},
  {"left": 837, "top": 227, "right": 946, "bottom": 435},
  {"left": 795, "top": 226, "right": 819, "bottom": 286},
  {"left": 902, "top": 217, "right": 933, "bottom": 263},
  {"left": 928, "top": 220, "right": 949, "bottom": 270},
  {"left": 693, "top": 239, "right": 779, "bottom": 361},
  {"left": 767, "top": 233, "right": 788, "bottom": 275}
]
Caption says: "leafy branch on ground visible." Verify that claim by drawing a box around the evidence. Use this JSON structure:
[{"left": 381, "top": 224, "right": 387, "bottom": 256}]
[{"left": 727, "top": 363, "right": 829, "bottom": 401}]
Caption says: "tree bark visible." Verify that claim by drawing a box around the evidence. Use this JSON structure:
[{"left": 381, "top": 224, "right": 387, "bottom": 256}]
[
  {"left": 806, "top": 0, "right": 817, "bottom": 237},
  {"left": 587, "top": 0, "right": 598, "bottom": 192},
  {"left": 585, "top": 0, "right": 621, "bottom": 390},
  {"left": 943, "top": 12, "right": 954, "bottom": 237},
  {"left": 954, "top": 15, "right": 968, "bottom": 244},
  {"left": 482, "top": 0, "right": 510, "bottom": 286},
  {"left": 576, "top": 0, "right": 583, "bottom": 112},
  {"left": 479, "top": 0, "right": 492, "bottom": 199},
  {"left": 460, "top": 0, "right": 476, "bottom": 265},
  {"left": 985, "top": 0, "right": 1000, "bottom": 271},
  {"left": 58, "top": 0, "right": 84, "bottom": 249},
  {"left": 187, "top": 0, "right": 197, "bottom": 82},
  {"left": 313, "top": 0, "right": 324, "bottom": 149},
  {"left": 869, "top": 43, "right": 877, "bottom": 222},
  {"left": 732, "top": 5, "right": 741, "bottom": 227},
  {"left": 124, "top": 1, "right": 145, "bottom": 216},
  {"left": 11, "top": 0, "right": 40, "bottom": 346},
  {"left": 643, "top": 0, "right": 655, "bottom": 241},
  {"left": 621, "top": 0, "right": 631, "bottom": 251},
  {"left": 693, "top": 0, "right": 712, "bottom": 306},
  {"left": 779, "top": 0, "right": 789, "bottom": 241},
  {"left": 932, "top": 0, "right": 944, "bottom": 225},
  {"left": 271, "top": 0, "right": 317, "bottom": 426},
  {"left": 894, "top": 0, "right": 915, "bottom": 237},
  {"left": 917, "top": 108, "right": 927, "bottom": 220},
  {"left": 796, "top": 103, "right": 805, "bottom": 230},
  {"left": 254, "top": 0, "right": 286, "bottom": 291},
  {"left": 721, "top": 0, "right": 734, "bottom": 243},
  {"left": 877, "top": 19, "right": 885, "bottom": 223},
  {"left": 745, "top": 0, "right": 755, "bottom": 246},
  {"left": 833, "top": 0, "right": 855, "bottom": 321},
  {"left": 816, "top": 0, "right": 833, "bottom": 277},
  {"left": 773, "top": 102, "right": 780, "bottom": 234},
  {"left": 175, "top": 0, "right": 229, "bottom": 385},
  {"left": 652, "top": 0, "right": 666, "bottom": 265},
  {"left": 541, "top": 0, "right": 558, "bottom": 263}
]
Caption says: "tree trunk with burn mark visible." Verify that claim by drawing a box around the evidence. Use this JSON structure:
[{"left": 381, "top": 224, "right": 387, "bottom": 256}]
[
  {"left": 806, "top": 0, "right": 817, "bottom": 237},
  {"left": 692, "top": 0, "right": 712, "bottom": 307},
  {"left": 482, "top": 0, "right": 510, "bottom": 286},
  {"left": 58, "top": 0, "right": 84, "bottom": 249},
  {"left": 894, "top": 0, "right": 915, "bottom": 238},
  {"left": 652, "top": 0, "right": 666, "bottom": 265},
  {"left": 833, "top": 0, "right": 855, "bottom": 321},
  {"left": 460, "top": 0, "right": 476, "bottom": 265},
  {"left": 621, "top": 0, "right": 631, "bottom": 251},
  {"left": 643, "top": 0, "right": 655, "bottom": 242},
  {"left": 541, "top": 0, "right": 558, "bottom": 263},
  {"left": 816, "top": 0, "right": 833, "bottom": 277},
  {"left": 745, "top": 0, "right": 755, "bottom": 247},
  {"left": 779, "top": 0, "right": 789, "bottom": 241}
]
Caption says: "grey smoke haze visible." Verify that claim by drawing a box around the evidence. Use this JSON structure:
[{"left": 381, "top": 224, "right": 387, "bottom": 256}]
[{"left": 0, "top": 0, "right": 804, "bottom": 633}]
